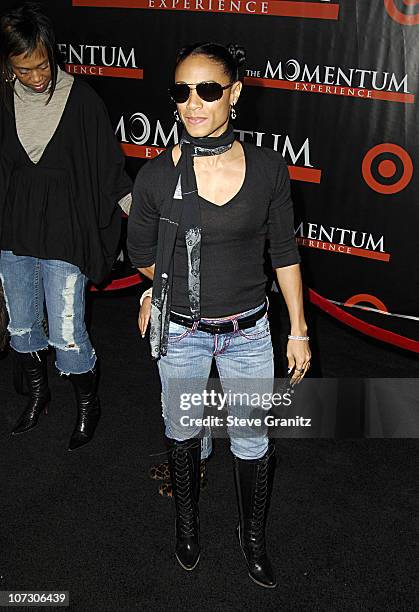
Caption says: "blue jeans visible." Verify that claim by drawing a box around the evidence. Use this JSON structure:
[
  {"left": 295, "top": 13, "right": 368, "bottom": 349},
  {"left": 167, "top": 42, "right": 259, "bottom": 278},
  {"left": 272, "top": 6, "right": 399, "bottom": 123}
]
[
  {"left": 0, "top": 251, "right": 96, "bottom": 374},
  {"left": 158, "top": 303, "right": 274, "bottom": 460}
]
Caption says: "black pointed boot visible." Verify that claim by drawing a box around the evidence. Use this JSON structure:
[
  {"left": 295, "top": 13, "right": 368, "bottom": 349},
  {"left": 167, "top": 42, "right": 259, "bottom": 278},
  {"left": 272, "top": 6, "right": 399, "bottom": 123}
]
[
  {"left": 233, "top": 441, "right": 277, "bottom": 588},
  {"left": 11, "top": 350, "right": 51, "bottom": 435},
  {"left": 67, "top": 366, "right": 101, "bottom": 451},
  {"left": 165, "top": 436, "right": 201, "bottom": 571}
]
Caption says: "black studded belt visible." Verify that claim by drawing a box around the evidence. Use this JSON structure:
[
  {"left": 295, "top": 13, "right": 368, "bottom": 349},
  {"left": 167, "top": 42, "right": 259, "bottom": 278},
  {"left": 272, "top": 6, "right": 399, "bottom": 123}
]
[{"left": 170, "top": 301, "right": 267, "bottom": 335}]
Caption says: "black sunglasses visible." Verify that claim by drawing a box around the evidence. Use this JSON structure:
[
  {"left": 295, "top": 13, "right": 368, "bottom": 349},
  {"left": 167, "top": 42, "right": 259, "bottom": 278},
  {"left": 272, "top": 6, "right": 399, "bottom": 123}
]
[{"left": 168, "top": 81, "right": 233, "bottom": 103}]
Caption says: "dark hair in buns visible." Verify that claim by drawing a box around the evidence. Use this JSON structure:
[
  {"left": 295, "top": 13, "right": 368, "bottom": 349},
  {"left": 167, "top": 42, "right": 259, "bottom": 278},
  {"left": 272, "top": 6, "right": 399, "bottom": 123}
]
[{"left": 176, "top": 42, "right": 246, "bottom": 81}]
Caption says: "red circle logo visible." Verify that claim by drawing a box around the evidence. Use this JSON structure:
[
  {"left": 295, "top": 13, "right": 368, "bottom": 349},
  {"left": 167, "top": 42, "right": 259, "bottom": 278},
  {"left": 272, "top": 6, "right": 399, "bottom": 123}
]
[
  {"left": 362, "top": 143, "right": 413, "bottom": 194},
  {"left": 384, "top": 0, "right": 419, "bottom": 25},
  {"left": 345, "top": 294, "right": 388, "bottom": 312}
]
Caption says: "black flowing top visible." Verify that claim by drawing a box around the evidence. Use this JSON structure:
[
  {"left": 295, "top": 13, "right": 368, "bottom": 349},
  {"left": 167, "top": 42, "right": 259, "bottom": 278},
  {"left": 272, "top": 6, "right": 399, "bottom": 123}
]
[
  {"left": 128, "top": 142, "right": 301, "bottom": 318},
  {"left": 0, "top": 79, "right": 131, "bottom": 284}
]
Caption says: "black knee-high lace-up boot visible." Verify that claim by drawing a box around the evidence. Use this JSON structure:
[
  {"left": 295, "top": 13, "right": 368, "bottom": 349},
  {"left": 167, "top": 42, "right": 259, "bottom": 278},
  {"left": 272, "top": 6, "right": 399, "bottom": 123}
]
[
  {"left": 11, "top": 350, "right": 51, "bottom": 435},
  {"left": 165, "top": 435, "right": 201, "bottom": 570},
  {"left": 233, "top": 441, "right": 277, "bottom": 588}
]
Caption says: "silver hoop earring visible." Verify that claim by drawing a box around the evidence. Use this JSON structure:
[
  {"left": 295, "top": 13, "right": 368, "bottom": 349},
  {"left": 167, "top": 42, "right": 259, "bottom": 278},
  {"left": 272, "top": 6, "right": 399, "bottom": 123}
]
[
  {"left": 4, "top": 72, "right": 16, "bottom": 83},
  {"left": 174, "top": 109, "right": 180, "bottom": 122},
  {"left": 230, "top": 105, "right": 237, "bottom": 120}
]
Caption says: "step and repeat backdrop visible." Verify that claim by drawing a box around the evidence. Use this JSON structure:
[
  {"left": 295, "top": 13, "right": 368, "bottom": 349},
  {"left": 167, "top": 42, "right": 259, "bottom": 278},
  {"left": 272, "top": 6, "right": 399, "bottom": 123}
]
[{"left": 6, "top": 0, "right": 419, "bottom": 351}]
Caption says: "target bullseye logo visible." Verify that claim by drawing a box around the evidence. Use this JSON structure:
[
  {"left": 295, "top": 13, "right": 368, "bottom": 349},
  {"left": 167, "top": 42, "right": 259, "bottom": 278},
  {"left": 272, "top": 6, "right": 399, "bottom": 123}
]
[
  {"left": 384, "top": 0, "right": 419, "bottom": 25},
  {"left": 362, "top": 143, "right": 413, "bottom": 194}
]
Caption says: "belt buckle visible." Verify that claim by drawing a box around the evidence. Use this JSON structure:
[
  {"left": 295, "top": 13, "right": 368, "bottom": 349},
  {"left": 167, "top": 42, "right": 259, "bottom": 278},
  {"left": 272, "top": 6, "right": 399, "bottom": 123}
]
[
  {"left": 219, "top": 322, "right": 234, "bottom": 334},
  {"left": 203, "top": 322, "right": 230, "bottom": 334}
]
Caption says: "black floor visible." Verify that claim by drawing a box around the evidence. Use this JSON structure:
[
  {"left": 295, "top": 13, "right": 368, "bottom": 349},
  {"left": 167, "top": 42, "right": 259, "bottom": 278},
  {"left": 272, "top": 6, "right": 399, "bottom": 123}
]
[{"left": 0, "top": 291, "right": 418, "bottom": 611}]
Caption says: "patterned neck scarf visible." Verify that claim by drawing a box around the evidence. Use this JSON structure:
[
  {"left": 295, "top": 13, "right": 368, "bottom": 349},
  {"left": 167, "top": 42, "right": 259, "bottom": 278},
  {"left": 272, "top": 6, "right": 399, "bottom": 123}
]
[{"left": 150, "top": 124, "right": 236, "bottom": 360}]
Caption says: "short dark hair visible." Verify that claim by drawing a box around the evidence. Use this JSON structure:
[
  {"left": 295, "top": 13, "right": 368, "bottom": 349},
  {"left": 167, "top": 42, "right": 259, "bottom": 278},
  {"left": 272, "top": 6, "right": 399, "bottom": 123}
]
[
  {"left": 0, "top": 1, "right": 59, "bottom": 107},
  {"left": 175, "top": 42, "right": 246, "bottom": 82}
]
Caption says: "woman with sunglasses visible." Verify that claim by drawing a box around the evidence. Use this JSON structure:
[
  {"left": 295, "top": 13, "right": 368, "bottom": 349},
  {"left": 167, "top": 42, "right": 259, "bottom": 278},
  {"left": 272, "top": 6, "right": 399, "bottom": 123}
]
[
  {"left": 0, "top": 2, "right": 131, "bottom": 450},
  {"left": 128, "top": 42, "right": 311, "bottom": 588}
]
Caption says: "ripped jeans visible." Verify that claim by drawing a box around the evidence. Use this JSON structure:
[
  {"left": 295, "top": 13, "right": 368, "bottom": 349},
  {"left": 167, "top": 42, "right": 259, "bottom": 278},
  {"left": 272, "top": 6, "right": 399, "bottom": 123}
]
[{"left": 0, "top": 251, "right": 96, "bottom": 374}]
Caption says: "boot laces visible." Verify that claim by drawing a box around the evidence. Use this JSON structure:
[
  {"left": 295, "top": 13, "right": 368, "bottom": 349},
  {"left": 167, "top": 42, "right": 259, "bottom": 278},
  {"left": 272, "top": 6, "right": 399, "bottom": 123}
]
[
  {"left": 172, "top": 446, "right": 197, "bottom": 538},
  {"left": 248, "top": 457, "right": 269, "bottom": 558}
]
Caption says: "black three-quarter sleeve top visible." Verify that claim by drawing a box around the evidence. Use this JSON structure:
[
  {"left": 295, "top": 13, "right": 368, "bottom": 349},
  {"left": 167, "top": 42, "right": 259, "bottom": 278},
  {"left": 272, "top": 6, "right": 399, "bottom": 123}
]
[
  {"left": 127, "top": 141, "right": 301, "bottom": 318},
  {"left": 0, "top": 79, "right": 132, "bottom": 284}
]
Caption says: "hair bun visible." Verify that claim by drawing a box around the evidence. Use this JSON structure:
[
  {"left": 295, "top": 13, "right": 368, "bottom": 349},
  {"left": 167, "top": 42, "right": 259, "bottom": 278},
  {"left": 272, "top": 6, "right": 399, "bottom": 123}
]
[{"left": 227, "top": 43, "right": 246, "bottom": 68}]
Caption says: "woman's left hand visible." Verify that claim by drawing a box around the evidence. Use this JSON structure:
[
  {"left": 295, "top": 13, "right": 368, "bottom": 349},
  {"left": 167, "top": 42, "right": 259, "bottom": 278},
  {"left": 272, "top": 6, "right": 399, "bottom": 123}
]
[
  {"left": 287, "top": 339, "right": 311, "bottom": 386},
  {"left": 138, "top": 296, "right": 151, "bottom": 338}
]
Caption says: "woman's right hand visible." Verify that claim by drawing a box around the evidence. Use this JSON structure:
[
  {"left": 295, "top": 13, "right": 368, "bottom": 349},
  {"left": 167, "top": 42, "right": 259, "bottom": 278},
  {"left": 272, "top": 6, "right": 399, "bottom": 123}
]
[{"left": 138, "top": 296, "right": 151, "bottom": 338}]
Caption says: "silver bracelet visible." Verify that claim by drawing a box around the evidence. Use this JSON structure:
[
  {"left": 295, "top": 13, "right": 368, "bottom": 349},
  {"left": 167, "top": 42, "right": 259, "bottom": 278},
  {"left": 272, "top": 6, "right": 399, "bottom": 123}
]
[{"left": 288, "top": 334, "right": 309, "bottom": 341}]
